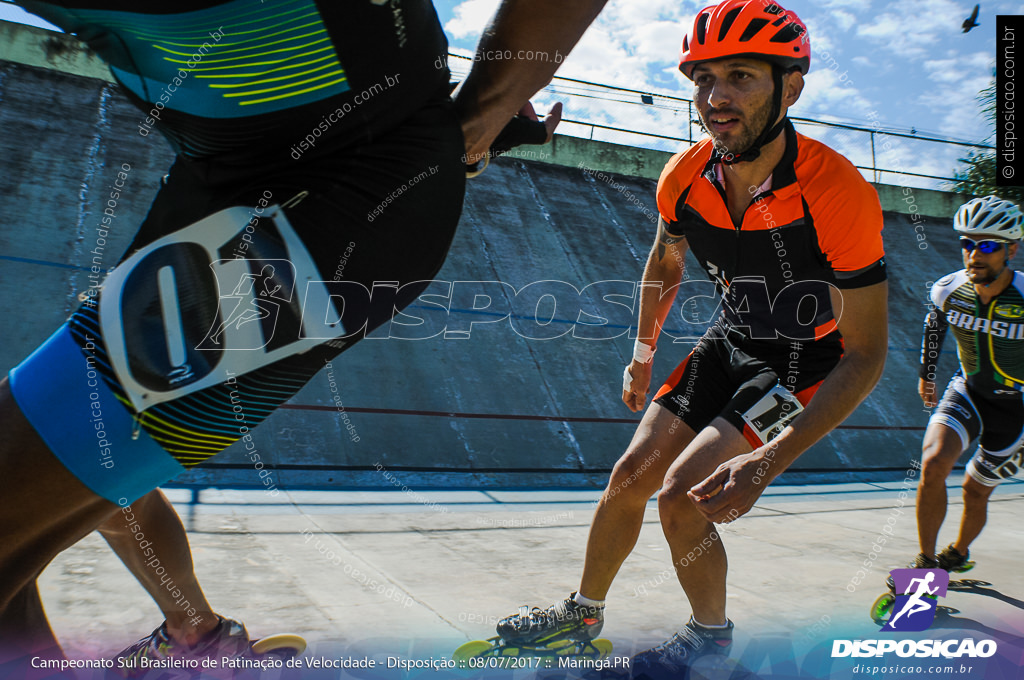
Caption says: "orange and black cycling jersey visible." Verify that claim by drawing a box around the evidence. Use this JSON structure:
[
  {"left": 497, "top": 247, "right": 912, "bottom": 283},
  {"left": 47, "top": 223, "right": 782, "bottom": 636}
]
[{"left": 656, "top": 119, "right": 886, "bottom": 348}]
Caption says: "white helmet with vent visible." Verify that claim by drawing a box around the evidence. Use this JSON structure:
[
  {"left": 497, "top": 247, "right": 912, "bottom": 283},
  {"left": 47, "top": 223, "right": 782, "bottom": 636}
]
[{"left": 954, "top": 195, "right": 1024, "bottom": 241}]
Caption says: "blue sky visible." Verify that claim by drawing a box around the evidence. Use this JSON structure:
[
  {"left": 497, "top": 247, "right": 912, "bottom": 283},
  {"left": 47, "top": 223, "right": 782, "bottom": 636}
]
[
  {"left": 2, "top": 0, "right": 1012, "bottom": 185},
  {"left": 435, "top": 0, "right": 1004, "bottom": 140},
  {"left": 435, "top": 0, "right": 1011, "bottom": 186}
]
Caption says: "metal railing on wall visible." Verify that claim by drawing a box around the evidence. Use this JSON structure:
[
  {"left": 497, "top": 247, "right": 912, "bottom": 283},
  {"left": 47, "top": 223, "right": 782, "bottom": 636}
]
[{"left": 449, "top": 54, "right": 992, "bottom": 191}]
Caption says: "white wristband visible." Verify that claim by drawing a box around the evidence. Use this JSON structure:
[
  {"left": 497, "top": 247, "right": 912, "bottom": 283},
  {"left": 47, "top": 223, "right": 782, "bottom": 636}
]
[
  {"left": 622, "top": 366, "right": 633, "bottom": 392},
  {"left": 633, "top": 340, "right": 656, "bottom": 364}
]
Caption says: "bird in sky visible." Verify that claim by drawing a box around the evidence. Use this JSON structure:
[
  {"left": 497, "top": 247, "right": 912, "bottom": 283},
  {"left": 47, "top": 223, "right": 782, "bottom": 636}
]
[{"left": 962, "top": 4, "right": 980, "bottom": 33}]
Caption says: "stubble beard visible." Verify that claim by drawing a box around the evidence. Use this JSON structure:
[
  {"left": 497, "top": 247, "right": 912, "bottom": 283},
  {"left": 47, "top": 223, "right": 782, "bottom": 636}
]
[
  {"left": 702, "top": 95, "right": 774, "bottom": 158},
  {"left": 968, "top": 266, "right": 1001, "bottom": 286},
  {"left": 966, "top": 259, "right": 1005, "bottom": 286}
]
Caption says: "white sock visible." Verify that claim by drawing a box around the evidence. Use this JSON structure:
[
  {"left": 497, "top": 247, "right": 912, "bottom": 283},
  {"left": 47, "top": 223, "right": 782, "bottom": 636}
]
[
  {"left": 691, "top": 616, "right": 729, "bottom": 629},
  {"left": 574, "top": 593, "right": 605, "bottom": 609}
]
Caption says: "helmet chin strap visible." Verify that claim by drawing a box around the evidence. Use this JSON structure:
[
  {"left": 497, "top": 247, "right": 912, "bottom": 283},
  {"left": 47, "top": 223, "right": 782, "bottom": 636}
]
[{"left": 716, "top": 64, "right": 787, "bottom": 166}]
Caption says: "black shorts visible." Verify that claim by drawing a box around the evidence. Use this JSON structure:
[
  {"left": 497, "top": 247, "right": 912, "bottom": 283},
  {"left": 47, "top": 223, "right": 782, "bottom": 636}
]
[
  {"left": 930, "top": 374, "right": 1024, "bottom": 487},
  {"left": 9, "top": 94, "right": 465, "bottom": 503},
  {"left": 653, "top": 324, "right": 841, "bottom": 448}
]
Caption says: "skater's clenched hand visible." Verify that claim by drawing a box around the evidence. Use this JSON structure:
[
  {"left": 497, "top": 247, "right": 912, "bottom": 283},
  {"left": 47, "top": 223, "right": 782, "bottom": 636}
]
[
  {"left": 687, "top": 451, "right": 769, "bottom": 523},
  {"left": 452, "top": 0, "right": 606, "bottom": 165},
  {"left": 622, "top": 360, "right": 652, "bottom": 412}
]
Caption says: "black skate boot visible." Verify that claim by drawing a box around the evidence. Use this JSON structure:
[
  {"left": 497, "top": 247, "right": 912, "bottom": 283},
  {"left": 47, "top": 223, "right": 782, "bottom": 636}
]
[{"left": 937, "top": 544, "right": 975, "bottom": 574}]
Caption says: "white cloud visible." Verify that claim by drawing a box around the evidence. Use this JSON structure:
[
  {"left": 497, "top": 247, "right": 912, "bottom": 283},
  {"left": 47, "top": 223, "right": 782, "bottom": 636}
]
[
  {"left": 818, "top": 0, "right": 872, "bottom": 10},
  {"left": 923, "top": 50, "right": 991, "bottom": 84},
  {"left": 830, "top": 9, "right": 857, "bottom": 32},
  {"left": 855, "top": 0, "right": 970, "bottom": 61},
  {"left": 917, "top": 72, "right": 993, "bottom": 141},
  {"left": 800, "top": 69, "right": 875, "bottom": 120},
  {"left": 628, "top": 21, "right": 685, "bottom": 66},
  {"left": 444, "top": 0, "right": 499, "bottom": 40}
]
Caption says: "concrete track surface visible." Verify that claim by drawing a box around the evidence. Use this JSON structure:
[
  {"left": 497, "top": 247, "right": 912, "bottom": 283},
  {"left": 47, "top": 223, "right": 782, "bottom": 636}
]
[{"left": 35, "top": 478, "right": 1024, "bottom": 679}]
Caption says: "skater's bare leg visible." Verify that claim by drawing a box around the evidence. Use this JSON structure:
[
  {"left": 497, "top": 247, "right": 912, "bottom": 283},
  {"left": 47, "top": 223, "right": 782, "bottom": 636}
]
[
  {"left": 952, "top": 476, "right": 995, "bottom": 555},
  {"left": 97, "top": 490, "right": 218, "bottom": 645},
  {"left": 0, "top": 580, "right": 63, "bottom": 662},
  {"left": 916, "top": 423, "right": 963, "bottom": 559},
  {"left": 657, "top": 418, "right": 751, "bottom": 626},
  {"left": 578, "top": 405, "right": 695, "bottom": 600},
  {"left": 0, "top": 377, "right": 118, "bottom": 659}
]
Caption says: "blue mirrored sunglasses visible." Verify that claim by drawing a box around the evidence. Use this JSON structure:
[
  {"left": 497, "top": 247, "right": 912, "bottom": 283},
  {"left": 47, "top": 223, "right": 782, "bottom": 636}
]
[{"left": 960, "top": 238, "right": 1006, "bottom": 254}]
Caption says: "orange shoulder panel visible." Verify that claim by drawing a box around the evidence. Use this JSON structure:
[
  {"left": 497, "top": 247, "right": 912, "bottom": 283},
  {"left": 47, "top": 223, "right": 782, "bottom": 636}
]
[
  {"left": 657, "top": 139, "right": 714, "bottom": 223},
  {"left": 794, "top": 133, "right": 885, "bottom": 272}
]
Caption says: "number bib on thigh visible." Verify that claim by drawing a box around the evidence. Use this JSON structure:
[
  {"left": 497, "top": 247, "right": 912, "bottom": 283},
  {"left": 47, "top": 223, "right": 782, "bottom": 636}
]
[
  {"left": 98, "top": 206, "right": 348, "bottom": 412},
  {"left": 741, "top": 383, "right": 805, "bottom": 445}
]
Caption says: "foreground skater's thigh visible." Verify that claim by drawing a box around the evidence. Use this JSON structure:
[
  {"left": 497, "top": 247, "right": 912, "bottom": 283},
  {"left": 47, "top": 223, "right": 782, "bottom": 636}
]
[
  {"left": 663, "top": 417, "right": 753, "bottom": 492},
  {"left": 609, "top": 404, "right": 699, "bottom": 495}
]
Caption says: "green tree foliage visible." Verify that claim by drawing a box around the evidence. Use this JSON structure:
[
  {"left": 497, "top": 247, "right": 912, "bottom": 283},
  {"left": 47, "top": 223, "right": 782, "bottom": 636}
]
[{"left": 949, "top": 78, "right": 1023, "bottom": 204}]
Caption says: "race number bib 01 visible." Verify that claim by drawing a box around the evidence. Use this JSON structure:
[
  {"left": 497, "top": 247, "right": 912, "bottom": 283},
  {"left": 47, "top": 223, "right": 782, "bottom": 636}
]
[
  {"left": 741, "top": 383, "right": 804, "bottom": 445},
  {"left": 99, "top": 206, "right": 344, "bottom": 412}
]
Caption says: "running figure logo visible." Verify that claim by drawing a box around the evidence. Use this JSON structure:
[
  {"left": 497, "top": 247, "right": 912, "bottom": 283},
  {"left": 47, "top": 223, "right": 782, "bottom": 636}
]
[
  {"left": 201, "top": 259, "right": 295, "bottom": 351},
  {"left": 881, "top": 569, "right": 949, "bottom": 632}
]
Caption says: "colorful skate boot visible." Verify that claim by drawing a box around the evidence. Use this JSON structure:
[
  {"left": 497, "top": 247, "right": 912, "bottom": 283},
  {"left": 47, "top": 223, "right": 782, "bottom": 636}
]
[
  {"left": 624, "top": 618, "right": 734, "bottom": 680},
  {"left": 115, "top": 615, "right": 251, "bottom": 677},
  {"left": 872, "top": 549, "right": 976, "bottom": 625},
  {"left": 453, "top": 593, "right": 612, "bottom": 665},
  {"left": 885, "top": 553, "right": 939, "bottom": 590},
  {"left": 497, "top": 592, "right": 605, "bottom": 645},
  {"left": 937, "top": 544, "right": 975, "bottom": 574}
]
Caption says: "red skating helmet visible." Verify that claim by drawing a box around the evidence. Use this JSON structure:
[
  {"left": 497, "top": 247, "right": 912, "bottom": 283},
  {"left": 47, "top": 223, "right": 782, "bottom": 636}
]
[{"left": 679, "top": 0, "right": 811, "bottom": 80}]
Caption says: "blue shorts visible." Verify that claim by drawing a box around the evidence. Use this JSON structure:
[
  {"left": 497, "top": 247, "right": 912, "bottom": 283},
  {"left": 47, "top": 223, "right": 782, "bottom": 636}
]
[{"left": 10, "top": 324, "right": 185, "bottom": 503}]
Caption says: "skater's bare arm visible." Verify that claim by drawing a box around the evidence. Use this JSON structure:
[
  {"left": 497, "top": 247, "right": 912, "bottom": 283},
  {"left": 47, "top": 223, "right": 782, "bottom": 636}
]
[
  {"left": 919, "top": 305, "right": 946, "bottom": 408},
  {"left": 622, "top": 219, "right": 688, "bottom": 412},
  {"left": 453, "top": 0, "right": 607, "bottom": 164},
  {"left": 919, "top": 378, "right": 938, "bottom": 408},
  {"left": 770, "top": 282, "right": 889, "bottom": 463},
  {"left": 690, "top": 282, "right": 888, "bottom": 522}
]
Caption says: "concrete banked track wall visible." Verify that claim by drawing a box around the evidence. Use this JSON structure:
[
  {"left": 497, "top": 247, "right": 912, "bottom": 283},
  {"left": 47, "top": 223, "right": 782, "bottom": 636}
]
[{"left": 0, "top": 23, "right": 970, "bottom": 489}]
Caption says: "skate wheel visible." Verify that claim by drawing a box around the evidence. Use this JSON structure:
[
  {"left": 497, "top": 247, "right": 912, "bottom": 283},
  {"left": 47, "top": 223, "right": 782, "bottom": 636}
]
[
  {"left": 252, "top": 633, "right": 307, "bottom": 658},
  {"left": 870, "top": 592, "right": 895, "bottom": 625},
  {"left": 948, "top": 578, "right": 988, "bottom": 592},
  {"left": 539, "top": 638, "right": 577, "bottom": 655},
  {"left": 588, "top": 638, "right": 613, "bottom": 660},
  {"left": 453, "top": 640, "right": 496, "bottom": 662},
  {"left": 955, "top": 578, "right": 990, "bottom": 587}
]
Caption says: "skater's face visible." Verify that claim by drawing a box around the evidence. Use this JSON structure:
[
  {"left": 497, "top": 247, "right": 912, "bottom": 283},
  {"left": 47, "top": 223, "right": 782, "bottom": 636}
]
[
  {"left": 694, "top": 59, "right": 774, "bottom": 157},
  {"left": 962, "top": 239, "right": 1017, "bottom": 285},
  {"left": 692, "top": 58, "right": 801, "bottom": 157}
]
